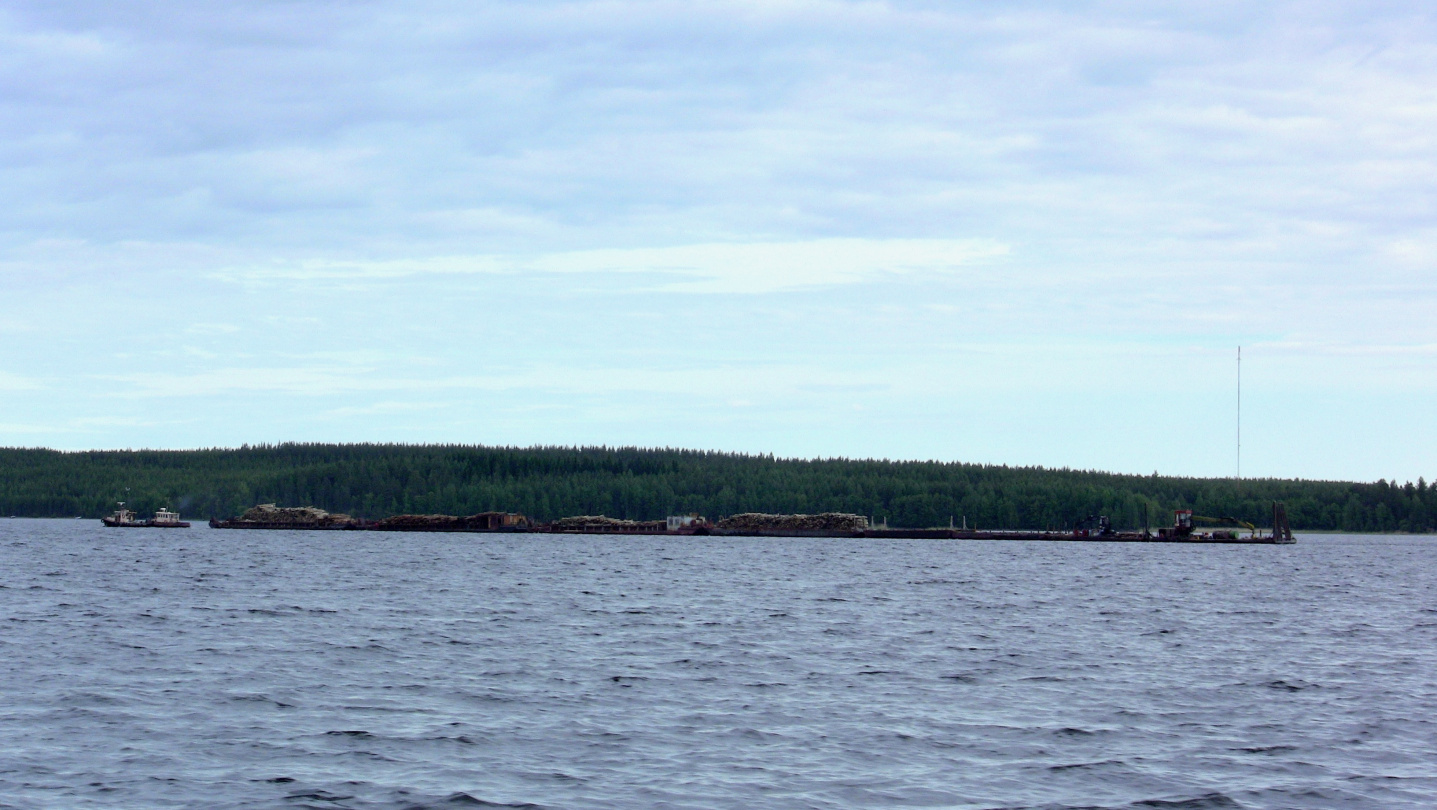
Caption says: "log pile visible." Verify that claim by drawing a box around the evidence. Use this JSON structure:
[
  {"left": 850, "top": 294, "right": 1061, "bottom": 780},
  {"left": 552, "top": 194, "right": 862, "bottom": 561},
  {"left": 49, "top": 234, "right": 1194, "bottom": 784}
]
[
  {"left": 236, "top": 503, "right": 355, "bottom": 527},
  {"left": 371, "top": 513, "right": 466, "bottom": 530},
  {"left": 715, "top": 512, "right": 870, "bottom": 533},
  {"left": 369, "top": 512, "right": 533, "bottom": 531},
  {"left": 549, "top": 515, "right": 666, "bottom": 532}
]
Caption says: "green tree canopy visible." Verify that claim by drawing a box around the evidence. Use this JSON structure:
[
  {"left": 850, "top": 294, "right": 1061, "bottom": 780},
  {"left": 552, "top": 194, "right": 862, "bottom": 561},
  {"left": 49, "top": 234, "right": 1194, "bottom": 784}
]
[{"left": 0, "top": 444, "right": 1430, "bottom": 532}]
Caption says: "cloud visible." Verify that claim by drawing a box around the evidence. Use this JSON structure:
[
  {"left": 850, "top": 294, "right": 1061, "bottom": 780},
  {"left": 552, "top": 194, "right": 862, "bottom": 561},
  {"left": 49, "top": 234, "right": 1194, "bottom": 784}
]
[
  {"left": 215, "top": 238, "right": 1008, "bottom": 293},
  {"left": 0, "top": 1, "right": 1430, "bottom": 303},
  {"left": 0, "top": 371, "right": 42, "bottom": 391},
  {"left": 532, "top": 239, "right": 1010, "bottom": 293},
  {"left": 2, "top": 0, "right": 1430, "bottom": 263},
  {"left": 184, "top": 322, "right": 241, "bottom": 335},
  {"left": 98, "top": 362, "right": 899, "bottom": 399}
]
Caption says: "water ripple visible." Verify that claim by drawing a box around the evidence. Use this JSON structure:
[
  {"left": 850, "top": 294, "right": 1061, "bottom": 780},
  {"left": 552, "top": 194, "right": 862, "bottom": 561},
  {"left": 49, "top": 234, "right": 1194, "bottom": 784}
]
[{"left": 1, "top": 522, "right": 1434, "bottom": 808}]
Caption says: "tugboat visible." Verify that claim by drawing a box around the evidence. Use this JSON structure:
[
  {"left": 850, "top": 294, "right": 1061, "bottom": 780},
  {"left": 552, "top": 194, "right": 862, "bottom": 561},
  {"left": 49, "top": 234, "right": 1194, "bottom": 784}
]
[
  {"left": 101, "top": 503, "right": 191, "bottom": 528},
  {"left": 101, "top": 503, "right": 144, "bottom": 527},
  {"left": 148, "top": 507, "right": 191, "bottom": 528}
]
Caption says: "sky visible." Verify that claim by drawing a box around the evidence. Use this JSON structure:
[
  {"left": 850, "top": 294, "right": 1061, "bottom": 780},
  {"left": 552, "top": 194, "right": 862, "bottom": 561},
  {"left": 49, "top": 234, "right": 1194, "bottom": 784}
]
[{"left": 1, "top": 0, "right": 1434, "bottom": 482}]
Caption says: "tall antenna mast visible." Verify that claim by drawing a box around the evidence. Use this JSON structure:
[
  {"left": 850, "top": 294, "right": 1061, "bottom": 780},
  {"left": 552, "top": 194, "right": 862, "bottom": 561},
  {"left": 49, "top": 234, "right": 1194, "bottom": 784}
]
[{"left": 1237, "top": 345, "right": 1241, "bottom": 480}]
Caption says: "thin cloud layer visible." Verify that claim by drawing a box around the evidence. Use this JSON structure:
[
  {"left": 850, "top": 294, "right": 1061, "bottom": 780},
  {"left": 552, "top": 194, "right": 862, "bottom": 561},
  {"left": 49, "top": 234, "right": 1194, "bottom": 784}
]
[
  {"left": 5, "top": 1, "right": 1433, "bottom": 258},
  {"left": 213, "top": 239, "right": 1008, "bottom": 293}
]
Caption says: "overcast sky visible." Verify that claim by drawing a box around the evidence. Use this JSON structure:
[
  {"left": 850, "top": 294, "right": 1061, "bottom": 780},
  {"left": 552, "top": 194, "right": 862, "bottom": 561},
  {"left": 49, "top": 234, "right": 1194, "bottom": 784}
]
[{"left": 2, "top": 1, "right": 1434, "bottom": 482}]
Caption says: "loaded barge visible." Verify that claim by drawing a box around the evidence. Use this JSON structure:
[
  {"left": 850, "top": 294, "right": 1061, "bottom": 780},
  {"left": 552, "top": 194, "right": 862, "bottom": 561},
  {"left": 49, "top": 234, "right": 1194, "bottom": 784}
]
[{"left": 204, "top": 503, "right": 1295, "bottom": 544}]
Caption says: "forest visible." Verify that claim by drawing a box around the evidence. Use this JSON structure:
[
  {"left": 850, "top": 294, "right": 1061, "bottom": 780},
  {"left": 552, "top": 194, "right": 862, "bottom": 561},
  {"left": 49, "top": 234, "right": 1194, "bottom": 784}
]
[{"left": 0, "top": 443, "right": 1431, "bottom": 532}]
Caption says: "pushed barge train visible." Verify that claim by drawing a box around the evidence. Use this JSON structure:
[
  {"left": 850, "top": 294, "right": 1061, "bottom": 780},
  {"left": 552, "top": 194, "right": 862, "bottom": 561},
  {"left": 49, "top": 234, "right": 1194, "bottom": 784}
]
[{"left": 205, "top": 503, "right": 1295, "bottom": 543}]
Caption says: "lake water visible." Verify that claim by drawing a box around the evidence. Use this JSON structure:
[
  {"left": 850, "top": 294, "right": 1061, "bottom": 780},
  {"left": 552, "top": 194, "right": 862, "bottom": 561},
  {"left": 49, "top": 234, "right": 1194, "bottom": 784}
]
[{"left": 1, "top": 520, "right": 1434, "bottom": 809}]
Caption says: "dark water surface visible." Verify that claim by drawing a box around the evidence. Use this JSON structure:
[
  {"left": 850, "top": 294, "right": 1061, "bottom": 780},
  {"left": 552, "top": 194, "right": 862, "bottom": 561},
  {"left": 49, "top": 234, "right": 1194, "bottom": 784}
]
[{"left": 2, "top": 521, "right": 1434, "bottom": 809}]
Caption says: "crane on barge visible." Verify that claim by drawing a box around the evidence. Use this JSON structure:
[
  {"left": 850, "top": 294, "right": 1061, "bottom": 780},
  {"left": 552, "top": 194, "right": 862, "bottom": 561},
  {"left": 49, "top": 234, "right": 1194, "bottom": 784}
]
[{"left": 1159, "top": 504, "right": 1293, "bottom": 543}]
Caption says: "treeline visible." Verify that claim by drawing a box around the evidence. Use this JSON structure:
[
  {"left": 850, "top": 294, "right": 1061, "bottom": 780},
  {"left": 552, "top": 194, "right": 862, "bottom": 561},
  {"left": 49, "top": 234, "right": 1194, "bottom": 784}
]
[{"left": 0, "top": 444, "right": 1432, "bottom": 532}]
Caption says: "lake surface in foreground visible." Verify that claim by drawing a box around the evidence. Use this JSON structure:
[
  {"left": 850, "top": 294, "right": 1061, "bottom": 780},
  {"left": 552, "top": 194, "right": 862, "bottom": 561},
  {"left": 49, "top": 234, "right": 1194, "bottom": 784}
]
[{"left": 1, "top": 520, "right": 1434, "bottom": 809}]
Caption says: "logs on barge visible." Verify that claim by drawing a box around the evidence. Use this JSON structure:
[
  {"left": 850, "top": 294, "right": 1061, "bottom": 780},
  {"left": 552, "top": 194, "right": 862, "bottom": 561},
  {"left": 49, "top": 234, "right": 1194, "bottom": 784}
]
[
  {"left": 715, "top": 512, "right": 870, "bottom": 534},
  {"left": 205, "top": 503, "right": 1292, "bottom": 543},
  {"left": 209, "top": 503, "right": 358, "bottom": 529},
  {"left": 369, "top": 512, "right": 533, "bottom": 532},
  {"left": 549, "top": 515, "right": 667, "bottom": 533}
]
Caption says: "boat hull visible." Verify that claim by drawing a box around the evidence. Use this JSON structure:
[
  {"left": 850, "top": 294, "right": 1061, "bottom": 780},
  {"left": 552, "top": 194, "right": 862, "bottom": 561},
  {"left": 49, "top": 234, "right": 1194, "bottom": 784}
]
[{"left": 102, "top": 518, "right": 191, "bottom": 528}]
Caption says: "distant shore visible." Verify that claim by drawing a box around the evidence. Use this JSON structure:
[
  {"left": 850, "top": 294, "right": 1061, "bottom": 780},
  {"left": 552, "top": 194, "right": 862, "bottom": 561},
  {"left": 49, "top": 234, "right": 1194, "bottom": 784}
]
[{"left": 2, "top": 444, "right": 1431, "bottom": 533}]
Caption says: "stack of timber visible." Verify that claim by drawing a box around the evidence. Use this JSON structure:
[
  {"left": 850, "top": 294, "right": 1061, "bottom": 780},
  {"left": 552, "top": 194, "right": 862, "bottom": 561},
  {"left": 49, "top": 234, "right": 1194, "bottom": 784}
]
[
  {"left": 368, "top": 512, "right": 533, "bottom": 532},
  {"left": 547, "top": 515, "right": 667, "bottom": 534},
  {"left": 209, "top": 503, "right": 358, "bottom": 530},
  {"left": 715, "top": 512, "right": 870, "bottom": 536}
]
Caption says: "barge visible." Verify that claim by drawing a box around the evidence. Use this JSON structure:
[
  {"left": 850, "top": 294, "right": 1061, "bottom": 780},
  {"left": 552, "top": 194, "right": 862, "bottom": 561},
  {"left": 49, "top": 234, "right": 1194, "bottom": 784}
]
[
  {"left": 209, "top": 503, "right": 358, "bottom": 530},
  {"left": 201, "top": 504, "right": 1294, "bottom": 543},
  {"left": 851, "top": 505, "right": 1294, "bottom": 544}
]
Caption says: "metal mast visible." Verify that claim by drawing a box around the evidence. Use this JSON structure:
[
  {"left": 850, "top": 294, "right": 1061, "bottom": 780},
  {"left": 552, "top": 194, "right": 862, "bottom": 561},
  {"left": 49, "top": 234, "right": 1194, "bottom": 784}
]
[{"left": 1237, "top": 346, "right": 1241, "bottom": 480}]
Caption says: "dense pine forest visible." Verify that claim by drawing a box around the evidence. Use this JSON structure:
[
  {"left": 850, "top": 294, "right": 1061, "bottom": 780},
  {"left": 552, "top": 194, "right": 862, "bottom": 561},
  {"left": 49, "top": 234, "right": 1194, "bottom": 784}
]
[{"left": 0, "top": 444, "right": 1431, "bottom": 532}]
